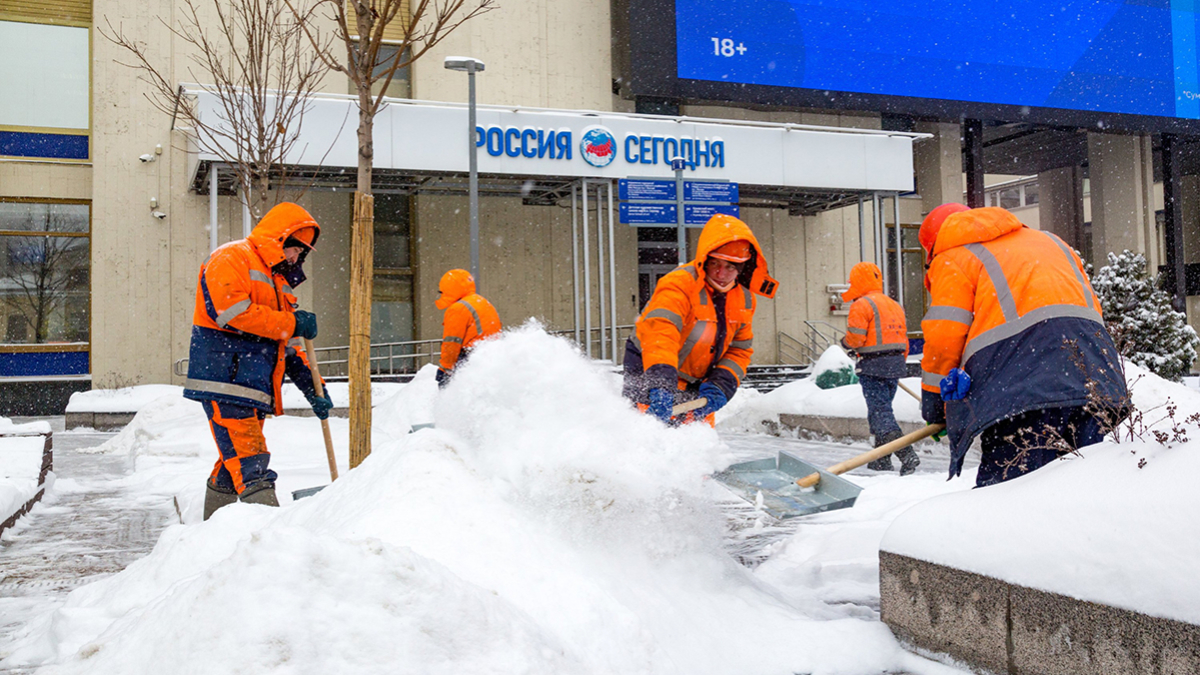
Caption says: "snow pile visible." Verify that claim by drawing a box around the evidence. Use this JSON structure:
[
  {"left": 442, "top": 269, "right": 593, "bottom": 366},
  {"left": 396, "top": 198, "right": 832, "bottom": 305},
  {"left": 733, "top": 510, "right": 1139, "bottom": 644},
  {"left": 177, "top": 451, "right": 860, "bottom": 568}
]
[
  {"left": 810, "top": 344, "right": 855, "bottom": 379},
  {"left": 0, "top": 434, "right": 51, "bottom": 529},
  {"left": 0, "top": 416, "right": 53, "bottom": 529},
  {"left": 882, "top": 361, "right": 1200, "bottom": 625},
  {"left": 719, "top": 376, "right": 922, "bottom": 433},
  {"left": 372, "top": 364, "right": 440, "bottom": 438},
  {"left": 66, "top": 385, "right": 185, "bottom": 413},
  {"left": 6, "top": 324, "right": 955, "bottom": 675}
]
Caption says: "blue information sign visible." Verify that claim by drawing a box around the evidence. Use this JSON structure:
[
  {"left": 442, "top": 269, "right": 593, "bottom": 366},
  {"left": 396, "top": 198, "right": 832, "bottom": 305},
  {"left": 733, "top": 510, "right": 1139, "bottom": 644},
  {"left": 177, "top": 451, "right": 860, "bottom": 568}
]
[
  {"left": 685, "top": 204, "right": 739, "bottom": 225},
  {"left": 683, "top": 181, "right": 738, "bottom": 203},
  {"left": 620, "top": 202, "right": 678, "bottom": 225},
  {"left": 619, "top": 179, "right": 676, "bottom": 201}
]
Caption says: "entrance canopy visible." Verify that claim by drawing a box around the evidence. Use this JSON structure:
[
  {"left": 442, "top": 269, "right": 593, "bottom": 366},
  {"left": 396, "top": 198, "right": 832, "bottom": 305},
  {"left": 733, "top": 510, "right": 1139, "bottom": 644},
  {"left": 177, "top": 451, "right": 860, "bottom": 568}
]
[{"left": 185, "top": 87, "right": 926, "bottom": 214}]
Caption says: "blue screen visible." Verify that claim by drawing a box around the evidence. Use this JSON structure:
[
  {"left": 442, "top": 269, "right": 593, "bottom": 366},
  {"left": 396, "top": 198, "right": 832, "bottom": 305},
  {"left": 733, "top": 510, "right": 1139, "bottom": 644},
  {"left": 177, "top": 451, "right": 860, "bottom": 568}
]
[{"left": 676, "top": 0, "right": 1200, "bottom": 120}]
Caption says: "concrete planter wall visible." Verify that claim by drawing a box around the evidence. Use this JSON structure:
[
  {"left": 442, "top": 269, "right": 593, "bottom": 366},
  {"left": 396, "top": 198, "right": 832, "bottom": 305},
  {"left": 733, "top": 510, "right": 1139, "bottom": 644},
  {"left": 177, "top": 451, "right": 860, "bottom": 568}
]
[
  {"left": 779, "top": 414, "right": 924, "bottom": 440},
  {"left": 880, "top": 551, "right": 1200, "bottom": 675}
]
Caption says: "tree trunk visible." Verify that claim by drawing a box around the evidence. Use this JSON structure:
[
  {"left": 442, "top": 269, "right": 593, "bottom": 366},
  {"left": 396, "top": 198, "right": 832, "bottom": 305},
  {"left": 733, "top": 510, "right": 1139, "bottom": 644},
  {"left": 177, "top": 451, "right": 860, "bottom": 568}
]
[{"left": 349, "top": 110, "right": 375, "bottom": 468}]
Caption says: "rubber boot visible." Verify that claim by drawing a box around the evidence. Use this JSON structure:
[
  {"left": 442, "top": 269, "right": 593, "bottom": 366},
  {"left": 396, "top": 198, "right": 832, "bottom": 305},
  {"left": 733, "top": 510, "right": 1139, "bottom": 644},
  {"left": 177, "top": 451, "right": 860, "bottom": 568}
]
[
  {"left": 896, "top": 446, "right": 921, "bottom": 476},
  {"left": 867, "top": 429, "right": 902, "bottom": 471},
  {"left": 239, "top": 481, "right": 279, "bottom": 507},
  {"left": 203, "top": 480, "right": 239, "bottom": 521}
]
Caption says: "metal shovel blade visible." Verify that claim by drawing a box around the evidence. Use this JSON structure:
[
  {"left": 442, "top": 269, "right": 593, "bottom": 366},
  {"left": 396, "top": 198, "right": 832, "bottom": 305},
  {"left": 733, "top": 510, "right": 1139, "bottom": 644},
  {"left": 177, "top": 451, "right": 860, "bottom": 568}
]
[{"left": 713, "top": 451, "right": 863, "bottom": 519}]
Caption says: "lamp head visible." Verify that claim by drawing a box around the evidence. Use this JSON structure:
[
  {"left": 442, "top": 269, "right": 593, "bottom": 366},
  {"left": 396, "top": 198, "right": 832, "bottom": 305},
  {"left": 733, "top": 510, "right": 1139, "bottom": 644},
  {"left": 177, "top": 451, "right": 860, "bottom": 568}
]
[{"left": 443, "top": 56, "right": 485, "bottom": 73}]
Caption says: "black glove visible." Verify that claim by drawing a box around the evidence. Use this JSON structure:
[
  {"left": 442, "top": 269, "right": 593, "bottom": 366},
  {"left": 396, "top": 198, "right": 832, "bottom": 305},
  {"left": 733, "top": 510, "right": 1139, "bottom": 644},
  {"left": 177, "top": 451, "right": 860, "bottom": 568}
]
[
  {"left": 922, "top": 388, "right": 946, "bottom": 425},
  {"left": 292, "top": 310, "right": 318, "bottom": 339},
  {"left": 436, "top": 368, "right": 451, "bottom": 389},
  {"left": 308, "top": 394, "right": 333, "bottom": 420}
]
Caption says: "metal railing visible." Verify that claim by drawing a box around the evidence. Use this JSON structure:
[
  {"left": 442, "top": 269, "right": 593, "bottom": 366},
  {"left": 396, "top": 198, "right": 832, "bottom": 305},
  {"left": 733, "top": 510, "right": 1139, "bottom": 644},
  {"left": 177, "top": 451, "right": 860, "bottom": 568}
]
[
  {"left": 172, "top": 326, "right": 638, "bottom": 379},
  {"left": 550, "top": 324, "right": 635, "bottom": 361},
  {"left": 311, "top": 339, "right": 443, "bottom": 378},
  {"left": 779, "top": 321, "right": 846, "bottom": 366}
]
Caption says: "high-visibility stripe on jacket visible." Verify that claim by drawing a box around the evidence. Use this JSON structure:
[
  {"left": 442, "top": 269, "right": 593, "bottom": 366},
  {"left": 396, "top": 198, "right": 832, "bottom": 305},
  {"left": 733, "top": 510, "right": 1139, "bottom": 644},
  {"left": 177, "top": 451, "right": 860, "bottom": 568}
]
[
  {"left": 919, "top": 207, "right": 1126, "bottom": 475},
  {"left": 627, "top": 214, "right": 777, "bottom": 399},
  {"left": 845, "top": 292, "right": 908, "bottom": 356},
  {"left": 439, "top": 293, "right": 502, "bottom": 371},
  {"left": 184, "top": 203, "right": 320, "bottom": 415}
]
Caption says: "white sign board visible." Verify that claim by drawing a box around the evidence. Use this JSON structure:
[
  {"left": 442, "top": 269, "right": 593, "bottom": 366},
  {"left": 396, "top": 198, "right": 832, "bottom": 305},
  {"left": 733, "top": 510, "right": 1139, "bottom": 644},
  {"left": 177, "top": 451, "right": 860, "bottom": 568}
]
[{"left": 189, "top": 90, "right": 919, "bottom": 192}]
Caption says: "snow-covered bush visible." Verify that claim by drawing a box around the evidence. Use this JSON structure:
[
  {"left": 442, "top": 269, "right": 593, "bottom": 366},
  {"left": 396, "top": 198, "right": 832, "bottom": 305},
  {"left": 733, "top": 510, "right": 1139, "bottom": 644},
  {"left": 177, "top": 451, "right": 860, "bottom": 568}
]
[{"left": 1092, "top": 250, "right": 1199, "bottom": 382}]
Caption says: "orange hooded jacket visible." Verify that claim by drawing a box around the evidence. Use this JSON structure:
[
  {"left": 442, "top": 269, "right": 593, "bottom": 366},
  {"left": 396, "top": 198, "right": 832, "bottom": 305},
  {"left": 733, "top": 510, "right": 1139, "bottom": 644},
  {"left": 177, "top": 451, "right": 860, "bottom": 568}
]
[
  {"left": 435, "top": 269, "right": 501, "bottom": 372},
  {"left": 184, "top": 203, "right": 320, "bottom": 415},
  {"left": 841, "top": 262, "right": 908, "bottom": 357},
  {"left": 626, "top": 214, "right": 778, "bottom": 399},
  {"left": 920, "top": 206, "right": 1126, "bottom": 476}
]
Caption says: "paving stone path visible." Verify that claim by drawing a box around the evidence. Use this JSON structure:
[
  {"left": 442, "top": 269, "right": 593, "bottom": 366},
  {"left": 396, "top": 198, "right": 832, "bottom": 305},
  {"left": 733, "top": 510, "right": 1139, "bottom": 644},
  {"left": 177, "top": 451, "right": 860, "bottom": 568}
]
[{"left": 0, "top": 420, "right": 177, "bottom": 673}]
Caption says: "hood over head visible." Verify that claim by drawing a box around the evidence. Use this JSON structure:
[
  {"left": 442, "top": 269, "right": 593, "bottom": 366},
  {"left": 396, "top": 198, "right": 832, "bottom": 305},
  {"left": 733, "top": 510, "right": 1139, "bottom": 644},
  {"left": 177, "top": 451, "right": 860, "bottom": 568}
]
[
  {"left": 694, "top": 214, "right": 778, "bottom": 298},
  {"left": 842, "top": 261, "right": 883, "bottom": 302},
  {"left": 923, "top": 207, "right": 1027, "bottom": 289},
  {"left": 435, "top": 269, "right": 476, "bottom": 310},
  {"left": 247, "top": 202, "right": 321, "bottom": 288}
]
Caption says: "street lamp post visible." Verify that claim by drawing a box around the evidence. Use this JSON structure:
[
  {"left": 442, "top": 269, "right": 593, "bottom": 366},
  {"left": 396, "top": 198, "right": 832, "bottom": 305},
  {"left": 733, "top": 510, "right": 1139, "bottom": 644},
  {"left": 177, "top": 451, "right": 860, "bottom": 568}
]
[{"left": 444, "top": 56, "right": 486, "bottom": 283}]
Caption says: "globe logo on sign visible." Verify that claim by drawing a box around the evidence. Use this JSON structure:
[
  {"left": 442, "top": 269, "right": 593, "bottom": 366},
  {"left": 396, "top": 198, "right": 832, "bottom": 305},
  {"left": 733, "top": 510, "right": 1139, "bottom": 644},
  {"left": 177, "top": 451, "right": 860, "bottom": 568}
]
[{"left": 580, "top": 127, "right": 617, "bottom": 167}]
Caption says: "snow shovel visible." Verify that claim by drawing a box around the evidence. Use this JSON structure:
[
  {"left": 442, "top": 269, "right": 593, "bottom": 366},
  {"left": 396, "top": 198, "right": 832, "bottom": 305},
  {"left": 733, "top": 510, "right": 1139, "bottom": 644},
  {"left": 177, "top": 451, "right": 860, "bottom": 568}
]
[
  {"left": 713, "top": 424, "right": 944, "bottom": 519},
  {"left": 292, "top": 339, "right": 338, "bottom": 502},
  {"left": 794, "top": 423, "right": 944, "bottom": 488}
]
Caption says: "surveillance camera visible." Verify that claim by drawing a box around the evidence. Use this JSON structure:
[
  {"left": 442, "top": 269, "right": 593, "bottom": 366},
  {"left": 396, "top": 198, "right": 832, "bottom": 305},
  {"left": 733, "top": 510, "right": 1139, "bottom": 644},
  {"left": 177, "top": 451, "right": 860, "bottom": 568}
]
[
  {"left": 139, "top": 154, "right": 156, "bottom": 163},
  {"left": 151, "top": 210, "right": 167, "bottom": 220}
]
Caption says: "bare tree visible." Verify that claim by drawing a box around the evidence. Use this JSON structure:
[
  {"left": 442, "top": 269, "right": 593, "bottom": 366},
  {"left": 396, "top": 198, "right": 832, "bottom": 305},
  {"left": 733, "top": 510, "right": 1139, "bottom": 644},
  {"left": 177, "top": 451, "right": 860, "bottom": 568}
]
[
  {"left": 1, "top": 215, "right": 86, "bottom": 343},
  {"left": 292, "top": 0, "right": 496, "bottom": 467},
  {"left": 101, "top": 0, "right": 336, "bottom": 219}
]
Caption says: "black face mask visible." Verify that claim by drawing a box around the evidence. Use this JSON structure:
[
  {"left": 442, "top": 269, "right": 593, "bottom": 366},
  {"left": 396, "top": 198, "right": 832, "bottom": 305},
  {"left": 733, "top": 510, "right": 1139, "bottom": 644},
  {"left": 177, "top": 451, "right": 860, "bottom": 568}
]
[{"left": 273, "top": 248, "right": 309, "bottom": 287}]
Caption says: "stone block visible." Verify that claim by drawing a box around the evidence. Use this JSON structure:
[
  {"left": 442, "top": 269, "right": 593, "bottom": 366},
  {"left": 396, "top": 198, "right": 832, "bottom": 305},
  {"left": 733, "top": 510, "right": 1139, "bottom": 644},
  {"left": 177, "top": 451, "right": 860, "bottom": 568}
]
[{"left": 880, "top": 551, "right": 1200, "bottom": 675}]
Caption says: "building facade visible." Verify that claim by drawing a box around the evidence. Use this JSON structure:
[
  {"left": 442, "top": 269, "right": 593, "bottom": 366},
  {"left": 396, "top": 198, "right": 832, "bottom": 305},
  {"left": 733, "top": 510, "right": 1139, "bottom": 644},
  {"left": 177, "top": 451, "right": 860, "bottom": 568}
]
[{"left": 1, "top": 0, "right": 1197, "bottom": 408}]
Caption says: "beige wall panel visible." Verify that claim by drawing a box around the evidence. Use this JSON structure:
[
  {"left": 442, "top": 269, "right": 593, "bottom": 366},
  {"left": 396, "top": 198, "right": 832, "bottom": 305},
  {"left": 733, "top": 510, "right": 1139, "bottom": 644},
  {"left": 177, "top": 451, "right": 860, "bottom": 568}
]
[
  {"left": 414, "top": 192, "right": 637, "bottom": 359},
  {"left": 0, "top": 162, "right": 92, "bottom": 199},
  {"left": 412, "top": 0, "right": 612, "bottom": 111},
  {"left": 305, "top": 191, "right": 352, "bottom": 350}
]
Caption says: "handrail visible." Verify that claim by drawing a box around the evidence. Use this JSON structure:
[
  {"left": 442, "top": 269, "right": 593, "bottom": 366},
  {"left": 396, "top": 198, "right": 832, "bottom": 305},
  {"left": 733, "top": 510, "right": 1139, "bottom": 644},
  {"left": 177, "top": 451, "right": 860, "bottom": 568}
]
[{"left": 172, "top": 326, "right": 639, "bottom": 378}]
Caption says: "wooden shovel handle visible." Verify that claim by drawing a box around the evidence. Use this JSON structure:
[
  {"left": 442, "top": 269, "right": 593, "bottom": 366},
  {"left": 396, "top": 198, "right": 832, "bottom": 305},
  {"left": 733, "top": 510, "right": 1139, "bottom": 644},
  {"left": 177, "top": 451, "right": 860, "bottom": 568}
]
[
  {"left": 303, "top": 338, "right": 338, "bottom": 481},
  {"left": 795, "top": 424, "right": 944, "bottom": 488},
  {"left": 671, "top": 397, "right": 708, "bottom": 418},
  {"left": 897, "top": 381, "right": 922, "bottom": 402}
]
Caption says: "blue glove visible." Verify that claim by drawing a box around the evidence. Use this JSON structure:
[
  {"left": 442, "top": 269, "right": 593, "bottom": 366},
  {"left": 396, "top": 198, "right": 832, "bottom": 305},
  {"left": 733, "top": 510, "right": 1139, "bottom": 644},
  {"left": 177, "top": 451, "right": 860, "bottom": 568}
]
[
  {"left": 922, "top": 388, "right": 946, "bottom": 425},
  {"left": 647, "top": 388, "right": 675, "bottom": 423},
  {"left": 292, "top": 310, "right": 318, "bottom": 339},
  {"left": 940, "top": 368, "right": 971, "bottom": 401},
  {"left": 696, "top": 382, "right": 729, "bottom": 418},
  {"left": 308, "top": 394, "right": 333, "bottom": 420}
]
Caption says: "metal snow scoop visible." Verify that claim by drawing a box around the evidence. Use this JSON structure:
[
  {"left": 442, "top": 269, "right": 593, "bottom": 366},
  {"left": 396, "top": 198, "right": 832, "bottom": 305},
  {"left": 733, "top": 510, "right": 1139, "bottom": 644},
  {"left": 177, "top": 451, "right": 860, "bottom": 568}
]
[{"left": 713, "top": 424, "right": 944, "bottom": 519}]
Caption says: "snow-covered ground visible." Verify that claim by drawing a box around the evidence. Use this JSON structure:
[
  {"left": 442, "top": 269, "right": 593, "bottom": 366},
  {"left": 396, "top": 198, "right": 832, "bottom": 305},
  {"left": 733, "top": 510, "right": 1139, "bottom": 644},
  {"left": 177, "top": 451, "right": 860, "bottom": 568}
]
[
  {"left": 2, "top": 325, "right": 1195, "bottom": 674},
  {"left": 0, "top": 418, "right": 53, "bottom": 528},
  {"left": 66, "top": 381, "right": 406, "bottom": 413}
]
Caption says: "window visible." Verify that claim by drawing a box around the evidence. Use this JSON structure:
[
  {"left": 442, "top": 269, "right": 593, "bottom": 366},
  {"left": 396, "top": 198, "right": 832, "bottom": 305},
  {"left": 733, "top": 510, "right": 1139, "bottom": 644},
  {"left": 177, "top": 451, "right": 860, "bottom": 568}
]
[
  {"left": 0, "top": 201, "right": 90, "bottom": 345},
  {"left": 1023, "top": 183, "right": 1039, "bottom": 205},
  {"left": 0, "top": 20, "right": 90, "bottom": 160},
  {"left": 999, "top": 187, "right": 1021, "bottom": 209},
  {"left": 370, "top": 194, "right": 413, "bottom": 368}
]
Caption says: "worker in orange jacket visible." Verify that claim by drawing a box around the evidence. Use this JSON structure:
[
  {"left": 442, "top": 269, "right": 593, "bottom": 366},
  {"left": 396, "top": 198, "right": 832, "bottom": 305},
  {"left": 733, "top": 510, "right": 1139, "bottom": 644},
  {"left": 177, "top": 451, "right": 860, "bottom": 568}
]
[
  {"left": 434, "top": 269, "right": 501, "bottom": 387},
  {"left": 919, "top": 204, "right": 1127, "bottom": 487},
  {"left": 623, "top": 214, "right": 778, "bottom": 424},
  {"left": 184, "top": 202, "right": 331, "bottom": 519},
  {"left": 840, "top": 261, "right": 919, "bottom": 475}
]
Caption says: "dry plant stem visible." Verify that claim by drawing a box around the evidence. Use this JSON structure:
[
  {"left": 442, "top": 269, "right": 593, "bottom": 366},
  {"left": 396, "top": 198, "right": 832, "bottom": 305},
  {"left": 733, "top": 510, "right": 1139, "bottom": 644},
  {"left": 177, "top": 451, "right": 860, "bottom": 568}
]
[{"left": 101, "top": 0, "right": 335, "bottom": 219}]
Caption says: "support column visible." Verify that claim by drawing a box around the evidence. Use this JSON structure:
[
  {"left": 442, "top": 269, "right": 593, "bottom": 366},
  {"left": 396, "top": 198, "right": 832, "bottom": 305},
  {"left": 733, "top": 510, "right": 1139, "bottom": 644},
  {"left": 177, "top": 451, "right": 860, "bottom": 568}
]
[
  {"left": 1087, "top": 132, "right": 1156, "bottom": 265},
  {"left": 963, "top": 120, "right": 985, "bottom": 209},
  {"left": 1163, "top": 134, "right": 1187, "bottom": 311},
  {"left": 1038, "top": 165, "right": 1085, "bottom": 253},
  {"left": 914, "top": 121, "right": 963, "bottom": 214}
]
